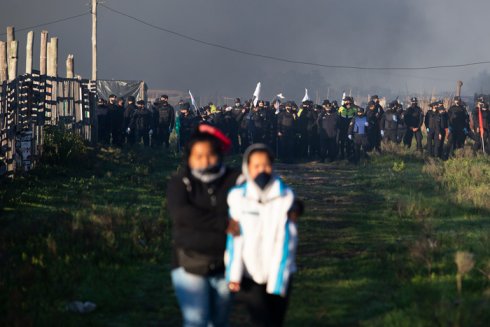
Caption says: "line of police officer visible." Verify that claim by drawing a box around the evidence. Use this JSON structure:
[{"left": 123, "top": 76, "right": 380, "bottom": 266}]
[
  {"left": 97, "top": 94, "right": 176, "bottom": 148},
  {"left": 97, "top": 93, "right": 490, "bottom": 161}
]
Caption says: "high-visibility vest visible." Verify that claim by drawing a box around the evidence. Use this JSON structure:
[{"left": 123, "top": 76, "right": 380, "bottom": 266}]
[{"left": 338, "top": 106, "right": 357, "bottom": 119}]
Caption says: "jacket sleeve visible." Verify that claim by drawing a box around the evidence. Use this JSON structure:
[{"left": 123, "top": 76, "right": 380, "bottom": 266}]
[
  {"left": 224, "top": 190, "right": 244, "bottom": 283},
  {"left": 418, "top": 109, "right": 424, "bottom": 128},
  {"left": 380, "top": 114, "right": 386, "bottom": 130},
  {"left": 266, "top": 192, "right": 297, "bottom": 297}
]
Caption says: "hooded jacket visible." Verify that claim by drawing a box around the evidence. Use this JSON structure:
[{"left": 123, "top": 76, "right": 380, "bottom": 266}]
[{"left": 225, "top": 144, "right": 298, "bottom": 297}]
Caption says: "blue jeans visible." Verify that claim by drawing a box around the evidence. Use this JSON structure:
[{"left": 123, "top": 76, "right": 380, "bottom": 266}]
[{"left": 171, "top": 267, "right": 231, "bottom": 327}]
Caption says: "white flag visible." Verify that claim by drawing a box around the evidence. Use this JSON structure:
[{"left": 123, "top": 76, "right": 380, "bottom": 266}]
[
  {"left": 277, "top": 93, "right": 285, "bottom": 99},
  {"left": 342, "top": 91, "right": 347, "bottom": 105},
  {"left": 189, "top": 90, "right": 198, "bottom": 112},
  {"left": 302, "top": 88, "right": 310, "bottom": 102},
  {"left": 253, "top": 82, "right": 261, "bottom": 107}
]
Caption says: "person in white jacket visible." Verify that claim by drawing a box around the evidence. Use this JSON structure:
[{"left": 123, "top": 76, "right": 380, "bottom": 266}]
[{"left": 225, "top": 143, "right": 303, "bottom": 327}]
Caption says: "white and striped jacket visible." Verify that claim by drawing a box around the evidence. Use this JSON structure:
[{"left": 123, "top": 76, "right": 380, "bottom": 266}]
[{"left": 225, "top": 176, "right": 298, "bottom": 297}]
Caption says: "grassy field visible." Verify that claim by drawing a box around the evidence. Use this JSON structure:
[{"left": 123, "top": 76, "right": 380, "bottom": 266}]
[{"left": 1, "top": 139, "right": 490, "bottom": 326}]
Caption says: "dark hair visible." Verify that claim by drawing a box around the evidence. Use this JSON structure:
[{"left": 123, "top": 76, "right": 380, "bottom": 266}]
[
  {"left": 247, "top": 148, "right": 274, "bottom": 164},
  {"left": 184, "top": 132, "right": 223, "bottom": 162}
]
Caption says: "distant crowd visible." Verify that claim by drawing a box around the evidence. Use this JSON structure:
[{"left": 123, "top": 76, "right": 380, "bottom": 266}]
[{"left": 96, "top": 93, "right": 489, "bottom": 163}]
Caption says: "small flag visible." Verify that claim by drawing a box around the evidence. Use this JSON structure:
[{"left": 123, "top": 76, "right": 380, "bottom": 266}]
[
  {"left": 189, "top": 90, "right": 198, "bottom": 112},
  {"left": 253, "top": 82, "right": 261, "bottom": 107},
  {"left": 302, "top": 88, "right": 310, "bottom": 102},
  {"left": 277, "top": 93, "right": 285, "bottom": 99}
]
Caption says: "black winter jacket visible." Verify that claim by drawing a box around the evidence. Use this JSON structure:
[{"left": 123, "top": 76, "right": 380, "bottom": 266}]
[{"left": 167, "top": 167, "right": 240, "bottom": 270}]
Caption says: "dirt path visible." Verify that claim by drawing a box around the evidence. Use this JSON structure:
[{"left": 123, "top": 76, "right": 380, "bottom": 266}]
[{"left": 274, "top": 161, "right": 395, "bottom": 326}]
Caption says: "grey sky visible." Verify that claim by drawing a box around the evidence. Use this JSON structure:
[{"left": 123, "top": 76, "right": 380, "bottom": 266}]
[{"left": 1, "top": 0, "right": 489, "bottom": 101}]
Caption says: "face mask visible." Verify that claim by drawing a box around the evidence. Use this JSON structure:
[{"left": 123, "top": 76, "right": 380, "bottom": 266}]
[
  {"left": 254, "top": 172, "right": 272, "bottom": 190},
  {"left": 191, "top": 163, "right": 224, "bottom": 183}
]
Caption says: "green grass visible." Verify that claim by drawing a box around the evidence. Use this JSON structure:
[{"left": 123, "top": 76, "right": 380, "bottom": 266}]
[
  {"left": 0, "top": 146, "right": 181, "bottom": 326},
  {"left": 2, "top": 142, "right": 490, "bottom": 326}
]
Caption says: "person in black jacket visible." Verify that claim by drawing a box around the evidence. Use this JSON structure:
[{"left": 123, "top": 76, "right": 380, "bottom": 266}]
[
  {"left": 154, "top": 94, "right": 175, "bottom": 149},
  {"left": 130, "top": 100, "right": 152, "bottom": 147},
  {"left": 317, "top": 100, "right": 340, "bottom": 162},
  {"left": 380, "top": 101, "right": 400, "bottom": 144},
  {"left": 425, "top": 102, "right": 440, "bottom": 157},
  {"left": 124, "top": 96, "right": 137, "bottom": 145},
  {"left": 436, "top": 102, "right": 449, "bottom": 158},
  {"left": 248, "top": 101, "right": 267, "bottom": 144},
  {"left": 178, "top": 102, "right": 199, "bottom": 151},
  {"left": 221, "top": 106, "right": 240, "bottom": 154},
  {"left": 447, "top": 96, "right": 470, "bottom": 155},
  {"left": 108, "top": 95, "right": 125, "bottom": 147},
  {"left": 403, "top": 97, "right": 424, "bottom": 152},
  {"left": 365, "top": 99, "right": 383, "bottom": 153},
  {"left": 96, "top": 98, "right": 110, "bottom": 145},
  {"left": 277, "top": 102, "right": 297, "bottom": 163},
  {"left": 167, "top": 124, "right": 239, "bottom": 327}
]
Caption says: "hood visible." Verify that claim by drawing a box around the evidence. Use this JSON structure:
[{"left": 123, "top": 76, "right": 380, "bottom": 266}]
[
  {"left": 241, "top": 143, "right": 271, "bottom": 181},
  {"left": 241, "top": 143, "right": 286, "bottom": 202}
]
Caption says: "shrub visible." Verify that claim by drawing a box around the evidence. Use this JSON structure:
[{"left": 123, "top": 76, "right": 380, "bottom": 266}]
[{"left": 41, "top": 126, "right": 87, "bottom": 165}]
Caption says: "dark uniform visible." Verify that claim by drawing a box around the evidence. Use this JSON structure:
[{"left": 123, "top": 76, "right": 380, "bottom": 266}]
[
  {"left": 365, "top": 99, "right": 383, "bottom": 152},
  {"left": 380, "top": 101, "right": 400, "bottom": 143},
  {"left": 178, "top": 103, "right": 199, "bottom": 151},
  {"left": 237, "top": 104, "right": 250, "bottom": 153},
  {"left": 396, "top": 104, "right": 406, "bottom": 144},
  {"left": 277, "top": 103, "right": 297, "bottom": 163},
  {"left": 447, "top": 97, "right": 470, "bottom": 155},
  {"left": 130, "top": 100, "right": 152, "bottom": 147},
  {"left": 425, "top": 102, "right": 447, "bottom": 157},
  {"left": 348, "top": 107, "right": 369, "bottom": 164},
  {"left": 248, "top": 103, "right": 267, "bottom": 144},
  {"left": 154, "top": 95, "right": 175, "bottom": 149},
  {"left": 96, "top": 99, "right": 110, "bottom": 145},
  {"left": 404, "top": 98, "right": 424, "bottom": 151},
  {"left": 108, "top": 96, "right": 125, "bottom": 147},
  {"left": 230, "top": 98, "right": 243, "bottom": 152},
  {"left": 124, "top": 96, "right": 138, "bottom": 145},
  {"left": 221, "top": 107, "right": 239, "bottom": 154},
  {"left": 317, "top": 101, "right": 339, "bottom": 162}
]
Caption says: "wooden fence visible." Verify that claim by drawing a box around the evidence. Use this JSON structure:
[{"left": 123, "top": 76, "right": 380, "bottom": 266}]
[{"left": 0, "top": 71, "right": 96, "bottom": 178}]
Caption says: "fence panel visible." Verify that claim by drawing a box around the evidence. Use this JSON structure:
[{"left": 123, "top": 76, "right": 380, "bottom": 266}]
[{"left": 0, "top": 73, "right": 96, "bottom": 179}]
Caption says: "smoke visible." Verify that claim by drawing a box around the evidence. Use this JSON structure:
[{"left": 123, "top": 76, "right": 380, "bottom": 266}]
[{"left": 1, "top": 0, "right": 490, "bottom": 100}]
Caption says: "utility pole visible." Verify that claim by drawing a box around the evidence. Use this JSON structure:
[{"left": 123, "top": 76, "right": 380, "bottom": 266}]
[{"left": 92, "top": 0, "right": 97, "bottom": 81}]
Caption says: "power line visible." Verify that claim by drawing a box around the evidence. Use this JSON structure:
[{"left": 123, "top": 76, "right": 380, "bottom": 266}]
[
  {"left": 101, "top": 4, "right": 490, "bottom": 72},
  {"left": 0, "top": 11, "right": 90, "bottom": 36}
]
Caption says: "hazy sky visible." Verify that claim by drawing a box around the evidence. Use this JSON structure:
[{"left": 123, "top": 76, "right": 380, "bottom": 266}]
[{"left": 1, "top": 0, "right": 490, "bottom": 101}]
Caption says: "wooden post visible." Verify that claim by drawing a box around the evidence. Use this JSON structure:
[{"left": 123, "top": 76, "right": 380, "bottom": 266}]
[
  {"left": 92, "top": 0, "right": 97, "bottom": 81},
  {"left": 6, "top": 26, "right": 15, "bottom": 65},
  {"left": 26, "top": 31, "right": 34, "bottom": 74},
  {"left": 66, "top": 54, "right": 74, "bottom": 78},
  {"left": 8, "top": 41, "right": 18, "bottom": 81},
  {"left": 456, "top": 81, "right": 463, "bottom": 97},
  {"left": 0, "top": 41, "right": 6, "bottom": 82},
  {"left": 47, "top": 37, "right": 58, "bottom": 77},
  {"left": 40, "top": 30, "right": 48, "bottom": 75}
]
